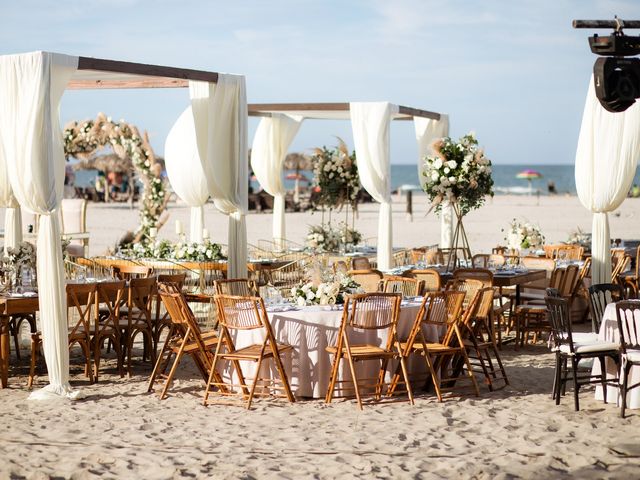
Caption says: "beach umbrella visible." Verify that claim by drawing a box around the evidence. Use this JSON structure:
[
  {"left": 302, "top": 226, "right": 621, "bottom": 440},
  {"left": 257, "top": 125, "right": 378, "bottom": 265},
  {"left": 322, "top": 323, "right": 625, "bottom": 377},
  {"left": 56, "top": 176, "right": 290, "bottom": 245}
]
[
  {"left": 285, "top": 172, "right": 310, "bottom": 182},
  {"left": 516, "top": 169, "right": 542, "bottom": 193}
]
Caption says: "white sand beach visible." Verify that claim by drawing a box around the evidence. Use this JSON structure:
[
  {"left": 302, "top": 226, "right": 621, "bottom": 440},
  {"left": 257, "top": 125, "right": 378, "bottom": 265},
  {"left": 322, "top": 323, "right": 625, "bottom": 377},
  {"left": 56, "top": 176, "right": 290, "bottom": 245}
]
[{"left": 1, "top": 195, "right": 640, "bottom": 479}]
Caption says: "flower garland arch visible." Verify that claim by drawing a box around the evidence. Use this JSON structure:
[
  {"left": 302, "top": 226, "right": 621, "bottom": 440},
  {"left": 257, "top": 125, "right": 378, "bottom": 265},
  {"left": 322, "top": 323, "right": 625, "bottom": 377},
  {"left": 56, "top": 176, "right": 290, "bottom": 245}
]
[{"left": 63, "top": 113, "right": 167, "bottom": 241}]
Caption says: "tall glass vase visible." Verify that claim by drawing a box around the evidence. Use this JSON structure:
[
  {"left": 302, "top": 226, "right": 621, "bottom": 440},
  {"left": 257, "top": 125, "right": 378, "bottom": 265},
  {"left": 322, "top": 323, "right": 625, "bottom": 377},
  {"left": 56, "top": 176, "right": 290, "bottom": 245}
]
[{"left": 444, "top": 202, "right": 472, "bottom": 272}]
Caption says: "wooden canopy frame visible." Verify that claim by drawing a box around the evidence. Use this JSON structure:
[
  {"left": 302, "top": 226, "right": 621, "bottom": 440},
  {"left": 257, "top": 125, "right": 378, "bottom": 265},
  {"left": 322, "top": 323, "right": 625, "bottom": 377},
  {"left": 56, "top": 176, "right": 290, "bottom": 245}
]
[
  {"left": 248, "top": 102, "right": 441, "bottom": 121},
  {"left": 67, "top": 56, "right": 219, "bottom": 90}
]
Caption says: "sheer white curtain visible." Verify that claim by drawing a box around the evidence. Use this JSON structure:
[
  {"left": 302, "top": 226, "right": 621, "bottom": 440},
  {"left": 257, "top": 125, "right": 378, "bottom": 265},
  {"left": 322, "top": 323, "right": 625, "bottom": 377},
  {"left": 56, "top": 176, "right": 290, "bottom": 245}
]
[
  {"left": 350, "top": 102, "right": 396, "bottom": 270},
  {"left": 575, "top": 76, "right": 640, "bottom": 284},
  {"left": 414, "top": 115, "right": 452, "bottom": 248},
  {"left": 190, "top": 74, "right": 248, "bottom": 278},
  {"left": 0, "top": 51, "right": 80, "bottom": 399},
  {"left": 250, "top": 114, "right": 303, "bottom": 248},
  {"left": 0, "top": 146, "right": 22, "bottom": 252},
  {"left": 165, "top": 106, "right": 210, "bottom": 243}
]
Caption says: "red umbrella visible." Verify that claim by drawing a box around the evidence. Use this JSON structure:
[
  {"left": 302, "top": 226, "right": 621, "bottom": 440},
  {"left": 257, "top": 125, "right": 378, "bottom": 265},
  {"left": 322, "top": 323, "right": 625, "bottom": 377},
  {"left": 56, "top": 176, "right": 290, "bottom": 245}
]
[{"left": 285, "top": 172, "right": 310, "bottom": 182}]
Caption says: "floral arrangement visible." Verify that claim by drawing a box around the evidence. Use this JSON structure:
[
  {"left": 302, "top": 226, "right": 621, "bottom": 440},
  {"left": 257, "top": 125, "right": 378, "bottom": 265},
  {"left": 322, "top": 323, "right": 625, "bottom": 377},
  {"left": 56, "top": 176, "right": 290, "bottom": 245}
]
[
  {"left": 122, "top": 239, "right": 226, "bottom": 262},
  {"left": 306, "top": 223, "right": 362, "bottom": 252},
  {"left": 311, "top": 138, "right": 360, "bottom": 209},
  {"left": 3, "top": 242, "right": 36, "bottom": 270},
  {"left": 422, "top": 132, "right": 494, "bottom": 216},
  {"left": 566, "top": 227, "right": 591, "bottom": 250},
  {"left": 63, "top": 113, "right": 167, "bottom": 241},
  {"left": 504, "top": 219, "right": 545, "bottom": 250},
  {"left": 290, "top": 272, "right": 361, "bottom": 306}
]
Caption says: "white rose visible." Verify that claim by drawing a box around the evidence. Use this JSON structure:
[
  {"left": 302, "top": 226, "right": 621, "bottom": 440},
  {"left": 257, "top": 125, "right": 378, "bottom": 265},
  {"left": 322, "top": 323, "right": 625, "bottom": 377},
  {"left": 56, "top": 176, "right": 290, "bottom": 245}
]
[
  {"left": 446, "top": 160, "right": 457, "bottom": 169},
  {"left": 444, "top": 167, "right": 450, "bottom": 174},
  {"left": 433, "top": 158, "right": 443, "bottom": 169},
  {"left": 449, "top": 176, "right": 456, "bottom": 184},
  {"left": 431, "top": 172, "right": 439, "bottom": 181},
  {"left": 297, "top": 296, "right": 307, "bottom": 307}
]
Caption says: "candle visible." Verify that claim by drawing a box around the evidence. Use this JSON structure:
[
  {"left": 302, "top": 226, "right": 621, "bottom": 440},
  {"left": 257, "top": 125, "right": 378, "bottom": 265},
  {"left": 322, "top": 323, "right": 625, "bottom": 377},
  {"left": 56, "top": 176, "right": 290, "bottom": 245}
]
[
  {"left": 175, "top": 220, "right": 183, "bottom": 235},
  {"left": 149, "top": 227, "right": 158, "bottom": 238},
  {"left": 202, "top": 228, "right": 210, "bottom": 240}
]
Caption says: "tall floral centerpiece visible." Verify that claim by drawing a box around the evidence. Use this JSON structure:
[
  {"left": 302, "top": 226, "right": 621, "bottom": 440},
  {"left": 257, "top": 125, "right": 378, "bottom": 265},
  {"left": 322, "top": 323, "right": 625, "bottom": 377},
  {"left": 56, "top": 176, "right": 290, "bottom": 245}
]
[
  {"left": 422, "top": 133, "right": 494, "bottom": 269},
  {"left": 308, "top": 139, "right": 362, "bottom": 252}
]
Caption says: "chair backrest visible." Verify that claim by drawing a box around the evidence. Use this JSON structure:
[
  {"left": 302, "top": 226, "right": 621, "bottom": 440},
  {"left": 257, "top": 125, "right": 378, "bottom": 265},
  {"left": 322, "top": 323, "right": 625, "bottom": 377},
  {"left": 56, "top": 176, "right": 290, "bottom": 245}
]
[
  {"left": 471, "top": 254, "right": 505, "bottom": 268},
  {"left": 588, "top": 283, "right": 624, "bottom": 334},
  {"left": 382, "top": 276, "right": 422, "bottom": 297},
  {"left": 214, "top": 278, "right": 258, "bottom": 297},
  {"left": 66, "top": 282, "right": 97, "bottom": 334},
  {"left": 612, "top": 254, "right": 631, "bottom": 285},
  {"left": 348, "top": 269, "right": 384, "bottom": 293},
  {"left": 392, "top": 250, "right": 408, "bottom": 268},
  {"left": 60, "top": 198, "right": 87, "bottom": 234},
  {"left": 545, "top": 294, "right": 574, "bottom": 353},
  {"left": 452, "top": 268, "right": 493, "bottom": 287},
  {"left": 615, "top": 300, "right": 640, "bottom": 355},
  {"left": 556, "top": 245, "right": 584, "bottom": 261},
  {"left": 343, "top": 293, "right": 401, "bottom": 334},
  {"left": 351, "top": 256, "right": 371, "bottom": 270},
  {"left": 424, "top": 248, "right": 445, "bottom": 265},
  {"left": 96, "top": 279, "right": 127, "bottom": 326},
  {"left": 333, "top": 261, "right": 349, "bottom": 274},
  {"left": 521, "top": 256, "right": 556, "bottom": 271},
  {"left": 215, "top": 294, "right": 267, "bottom": 331},
  {"left": 410, "top": 290, "right": 465, "bottom": 346},
  {"left": 113, "top": 264, "right": 153, "bottom": 280},
  {"left": 158, "top": 282, "right": 203, "bottom": 332},
  {"left": 157, "top": 273, "right": 187, "bottom": 289},
  {"left": 549, "top": 265, "right": 580, "bottom": 297},
  {"left": 446, "top": 278, "right": 485, "bottom": 310},
  {"left": 128, "top": 276, "right": 157, "bottom": 314},
  {"left": 404, "top": 269, "right": 441, "bottom": 294}
]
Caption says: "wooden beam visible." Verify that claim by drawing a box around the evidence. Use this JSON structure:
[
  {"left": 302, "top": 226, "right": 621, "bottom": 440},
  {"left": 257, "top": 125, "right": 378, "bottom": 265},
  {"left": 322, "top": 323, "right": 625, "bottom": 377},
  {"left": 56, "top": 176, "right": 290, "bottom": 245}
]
[
  {"left": 398, "top": 105, "right": 441, "bottom": 120},
  {"left": 248, "top": 102, "right": 441, "bottom": 120},
  {"left": 69, "top": 56, "right": 219, "bottom": 89}
]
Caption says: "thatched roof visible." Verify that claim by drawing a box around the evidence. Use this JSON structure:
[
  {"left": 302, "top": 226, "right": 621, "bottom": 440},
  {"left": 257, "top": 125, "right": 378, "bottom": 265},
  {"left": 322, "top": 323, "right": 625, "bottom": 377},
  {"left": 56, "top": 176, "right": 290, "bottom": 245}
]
[
  {"left": 284, "top": 152, "right": 312, "bottom": 171},
  {"left": 72, "top": 153, "right": 132, "bottom": 173}
]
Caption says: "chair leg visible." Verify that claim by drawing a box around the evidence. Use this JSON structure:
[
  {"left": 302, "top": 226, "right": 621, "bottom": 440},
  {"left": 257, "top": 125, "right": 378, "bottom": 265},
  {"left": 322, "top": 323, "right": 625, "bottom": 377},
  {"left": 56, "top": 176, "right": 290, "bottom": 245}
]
[
  {"left": 571, "top": 356, "right": 580, "bottom": 411},
  {"left": 553, "top": 353, "right": 561, "bottom": 402},
  {"left": 621, "top": 362, "right": 630, "bottom": 418},
  {"left": 246, "top": 355, "right": 264, "bottom": 410},
  {"left": 399, "top": 356, "right": 414, "bottom": 405},
  {"left": 28, "top": 335, "right": 39, "bottom": 389},
  {"left": 270, "top": 346, "right": 295, "bottom": 403},
  {"left": 160, "top": 346, "right": 185, "bottom": 400},
  {"left": 425, "top": 353, "right": 443, "bottom": 402},
  {"left": 325, "top": 350, "right": 343, "bottom": 404},
  {"left": 598, "top": 356, "right": 608, "bottom": 404},
  {"left": 345, "top": 352, "right": 363, "bottom": 410}
]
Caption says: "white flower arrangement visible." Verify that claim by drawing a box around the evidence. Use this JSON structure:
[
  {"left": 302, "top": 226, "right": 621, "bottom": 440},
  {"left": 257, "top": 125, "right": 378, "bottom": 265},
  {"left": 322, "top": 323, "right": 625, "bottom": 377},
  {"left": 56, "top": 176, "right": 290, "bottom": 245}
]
[
  {"left": 422, "top": 132, "right": 494, "bottom": 216},
  {"left": 3, "top": 242, "right": 36, "bottom": 270},
  {"left": 123, "top": 239, "right": 225, "bottom": 262},
  {"left": 306, "top": 223, "right": 362, "bottom": 252},
  {"left": 290, "top": 272, "right": 362, "bottom": 306},
  {"left": 504, "top": 219, "right": 545, "bottom": 250},
  {"left": 311, "top": 138, "right": 360, "bottom": 209}
]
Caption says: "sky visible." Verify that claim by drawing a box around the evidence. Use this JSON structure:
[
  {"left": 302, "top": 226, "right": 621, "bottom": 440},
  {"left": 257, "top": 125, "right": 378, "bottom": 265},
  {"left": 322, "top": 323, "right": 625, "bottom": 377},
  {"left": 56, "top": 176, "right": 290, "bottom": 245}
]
[{"left": 0, "top": 0, "right": 638, "bottom": 165}]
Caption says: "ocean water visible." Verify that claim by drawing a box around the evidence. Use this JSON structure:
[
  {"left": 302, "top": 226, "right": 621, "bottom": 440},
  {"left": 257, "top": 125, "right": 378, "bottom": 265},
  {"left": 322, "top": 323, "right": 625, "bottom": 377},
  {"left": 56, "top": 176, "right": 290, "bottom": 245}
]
[{"left": 74, "top": 164, "right": 640, "bottom": 196}]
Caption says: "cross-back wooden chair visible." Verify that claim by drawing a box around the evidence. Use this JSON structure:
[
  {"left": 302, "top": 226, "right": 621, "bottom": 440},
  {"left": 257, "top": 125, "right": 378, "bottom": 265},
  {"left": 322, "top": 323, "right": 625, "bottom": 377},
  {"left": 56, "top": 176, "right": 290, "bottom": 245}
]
[
  {"left": 588, "top": 283, "right": 624, "bottom": 335},
  {"left": 153, "top": 273, "right": 187, "bottom": 353},
  {"left": 213, "top": 278, "right": 258, "bottom": 296},
  {"left": 390, "top": 290, "right": 478, "bottom": 401},
  {"left": 612, "top": 254, "right": 631, "bottom": 289},
  {"left": 615, "top": 300, "right": 640, "bottom": 417},
  {"left": 348, "top": 269, "right": 384, "bottom": 293},
  {"left": 29, "top": 283, "right": 96, "bottom": 388},
  {"left": 382, "top": 276, "right": 423, "bottom": 297},
  {"left": 93, "top": 280, "right": 126, "bottom": 380},
  {"left": 205, "top": 294, "right": 295, "bottom": 409},
  {"left": 112, "top": 264, "right": 153, "bottom": 280},
  {"left": 622, "top": 245, "right": 640, "bottom": 297},
  {"left": 404, "top": 269, "right": 441, "bottom": 295},
  {"left": 325, "top": 292, "right": 414, "bottom": 410},
  {"left": 118, "top": 276, "right": 156, "bottom": 376},
  {"left": 147, "top": 282, "right": 223, "bottom": 399},
  {"left": 460, "top": 287, "right": 509, "bottom": 391}
]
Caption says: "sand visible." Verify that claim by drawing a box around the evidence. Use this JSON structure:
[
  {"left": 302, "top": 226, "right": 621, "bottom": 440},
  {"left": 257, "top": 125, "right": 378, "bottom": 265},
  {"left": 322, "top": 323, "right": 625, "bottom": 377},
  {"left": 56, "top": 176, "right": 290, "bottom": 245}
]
[{"left": 1, "top": 194, "right": 640, "bottom": 479}]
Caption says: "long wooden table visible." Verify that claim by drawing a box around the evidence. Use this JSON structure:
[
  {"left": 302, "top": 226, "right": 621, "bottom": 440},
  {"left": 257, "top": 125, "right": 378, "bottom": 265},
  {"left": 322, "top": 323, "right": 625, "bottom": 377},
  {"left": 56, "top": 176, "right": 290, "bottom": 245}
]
[{"left": 0, "top": 295, "right": 39, "bottom": 388}]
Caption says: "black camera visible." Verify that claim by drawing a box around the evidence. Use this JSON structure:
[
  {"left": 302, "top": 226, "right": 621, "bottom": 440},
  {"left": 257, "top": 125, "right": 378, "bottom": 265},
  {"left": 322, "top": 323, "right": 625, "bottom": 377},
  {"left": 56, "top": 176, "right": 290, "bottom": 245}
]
[{"left": 574, "top": 18, "right": 640, "bottom": 112}]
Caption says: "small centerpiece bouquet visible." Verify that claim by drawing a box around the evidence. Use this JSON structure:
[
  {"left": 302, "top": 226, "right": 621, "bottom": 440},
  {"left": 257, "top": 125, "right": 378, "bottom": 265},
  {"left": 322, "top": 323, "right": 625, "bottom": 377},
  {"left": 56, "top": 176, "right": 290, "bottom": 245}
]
[
  {"left": 422, "top": 132, "right": 494, "bottom": 216},
  {"left": 504, "top": 219, "right": 545, "bottom": 251},
  {"left": 306, "top": 223, "right": 362, "bottom": 253},
  {"left": 4, "top": 242, "right": 36, "bottom": 271},
  {"left": 290, "top": 262, "right": 362, "bottom": 306},
  {"left": 311, "top": 138, "right": 360, "bottom": 209}
]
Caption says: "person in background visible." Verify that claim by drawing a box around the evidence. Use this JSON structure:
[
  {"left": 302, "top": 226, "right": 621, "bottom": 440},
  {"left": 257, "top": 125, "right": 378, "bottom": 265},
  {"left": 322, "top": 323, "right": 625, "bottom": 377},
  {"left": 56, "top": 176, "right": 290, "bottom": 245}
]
[
  {"left": 64, "top": 164, "right": 76, "bottom": 198},
  {"left": 631, "top": 184, "right": 640, "bottom": 198},
  {"left": 95, "top": 171, "right": 107, "bottom": 202},
  {"left": 547, "top": 181, "right": 557, "bottom": 195}
]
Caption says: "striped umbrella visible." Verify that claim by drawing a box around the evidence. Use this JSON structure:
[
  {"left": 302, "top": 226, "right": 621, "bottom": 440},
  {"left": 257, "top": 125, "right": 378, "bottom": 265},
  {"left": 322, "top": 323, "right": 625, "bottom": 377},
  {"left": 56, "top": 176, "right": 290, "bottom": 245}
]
[{"left": 516, "top": 169, "right": 542, "bottom": 193}]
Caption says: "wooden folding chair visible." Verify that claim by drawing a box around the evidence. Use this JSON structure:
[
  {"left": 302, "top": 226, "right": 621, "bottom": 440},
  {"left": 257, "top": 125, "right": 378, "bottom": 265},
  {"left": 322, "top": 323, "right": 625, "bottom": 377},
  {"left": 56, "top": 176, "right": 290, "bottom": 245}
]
[
  {"left": 112, "top": 264, "right": 153, "bottom": 280},
  {"left": 204, "top": 294, "right": 295, "bottom": 409},
  {"left": 325, "top": 293, "right": 414, "bottom": 410},
  {"left": 213, "top": 278, "right": 258, "bottom": 296},
  {"left": 148, "top": 283, "right": 223, "bottom": 399},
  {"left": 391, "top": 290, "right": 479, "bottom": 401},
  {"left": 404, "top": 269, "right": 441, "bottom": 294},
  {"left": 153, "top": 273, "right": 187, "bottom": 352},
  {"left": 382, "top": 276, "right": 423, "bottom": 297}
]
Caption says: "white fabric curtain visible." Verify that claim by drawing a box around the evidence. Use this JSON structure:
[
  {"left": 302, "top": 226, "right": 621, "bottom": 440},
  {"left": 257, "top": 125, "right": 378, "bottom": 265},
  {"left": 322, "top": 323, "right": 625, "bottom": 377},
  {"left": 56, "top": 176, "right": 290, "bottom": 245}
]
[
  {"left": 350, "top": 102, "right": 397, "bottom": 271},
  {"left": 250, "top": 114, "right": 303, "bottom": 248},
  {"left": 0, "top": 51, "right": 80, "bottom": 400},
  {"left": 165, "top": 106, "right": 210, "bottom": 243},
  {"left": 414, "top": 115, "right": 452, "bottom": 248},
  {"left": 575, "top": 76, "right": 640, "bottom": 284},
  {"left": 0, "top": 129, "right": 23, "bottom": 253},
  {"left": 189, "top": 74, "right": 248, "bottom": 278}
]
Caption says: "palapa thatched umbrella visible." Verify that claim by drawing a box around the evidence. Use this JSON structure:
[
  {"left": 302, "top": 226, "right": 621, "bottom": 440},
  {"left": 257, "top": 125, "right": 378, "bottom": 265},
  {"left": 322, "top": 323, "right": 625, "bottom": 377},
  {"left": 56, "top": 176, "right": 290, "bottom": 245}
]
[
  {"left": 72, "top": 153, "right": 132, "bottom": 173},
  {"left": 283, "top": 153, "right": 312, "bottom": 204}
]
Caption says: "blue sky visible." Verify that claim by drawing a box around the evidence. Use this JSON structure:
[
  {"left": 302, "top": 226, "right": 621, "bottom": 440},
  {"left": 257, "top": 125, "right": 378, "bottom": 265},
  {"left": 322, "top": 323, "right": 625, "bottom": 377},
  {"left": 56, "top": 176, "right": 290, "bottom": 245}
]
[{"left": 0, "top": 0, "right": 637, "bottom": 165}]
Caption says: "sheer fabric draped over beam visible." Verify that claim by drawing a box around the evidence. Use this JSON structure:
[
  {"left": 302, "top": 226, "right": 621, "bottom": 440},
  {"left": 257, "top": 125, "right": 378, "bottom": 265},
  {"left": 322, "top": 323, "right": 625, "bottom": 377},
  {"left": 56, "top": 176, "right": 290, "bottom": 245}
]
[
  {"left": 0, "top": 51, "right": 80, "bottom": 399},
  {"left": 189, "top": 74, "right": 248, "bottom": 278},
  {"left": 575, "top": 76, "right": 640, "bottom": 284},
  {"left": 350, "top": 102, "right": 396, "bottom": 271},
  {"left": 250, "top": 114, "right": 303, "bottom": 247},
  {"left": 165, "top": 106, "right": 210, "bottom": 243},
  {"left": 414, "top": 115, "right": 452, "bottom": 248}
]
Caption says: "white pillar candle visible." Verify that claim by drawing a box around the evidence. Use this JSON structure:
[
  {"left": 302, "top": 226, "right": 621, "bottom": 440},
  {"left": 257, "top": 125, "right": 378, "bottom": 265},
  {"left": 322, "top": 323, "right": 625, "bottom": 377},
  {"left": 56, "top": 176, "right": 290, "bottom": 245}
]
[
  {"left": 202, "top": 228, "right": 210, "bottom": 240},
  {"left": 149, "top": 227, "right": 158, "bottom": 238},
  {"left": 175, "top": 220, "right": 183, "bottom": 235}
]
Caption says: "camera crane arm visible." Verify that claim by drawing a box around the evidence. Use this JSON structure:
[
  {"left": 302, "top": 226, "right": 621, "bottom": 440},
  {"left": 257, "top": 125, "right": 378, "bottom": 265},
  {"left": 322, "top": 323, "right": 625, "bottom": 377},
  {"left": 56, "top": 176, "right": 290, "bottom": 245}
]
[{"left": 573, "top": 19, "right": 640, "bottom": 32}]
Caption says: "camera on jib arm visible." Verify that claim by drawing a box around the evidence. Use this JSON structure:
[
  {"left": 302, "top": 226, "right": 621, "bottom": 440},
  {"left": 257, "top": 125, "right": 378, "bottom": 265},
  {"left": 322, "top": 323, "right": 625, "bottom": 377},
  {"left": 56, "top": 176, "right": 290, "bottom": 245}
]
[{"left": 574, "top": 17, "right": 640, "bottom": 112}]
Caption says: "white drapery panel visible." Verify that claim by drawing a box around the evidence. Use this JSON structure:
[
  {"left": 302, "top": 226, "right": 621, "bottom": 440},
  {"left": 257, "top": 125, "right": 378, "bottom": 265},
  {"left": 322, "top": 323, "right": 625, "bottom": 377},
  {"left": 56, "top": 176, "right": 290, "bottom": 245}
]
[
  {"left": 0, "top": 51, "right": 80, "bottom": 400},
  {"left": 190, "top": 74, "right": 248, "bottom": 278},
  {"left": 414, "top": 115, "right": 452, "bottom": 248},
  {"left": 0, "top": 127, "right": 23, "bottom": 253},
  {"left": 165, "top": 106, "right": 210, "bottom": 243},
  {"left": 250, "top": 114, "right": 303, "bottom": 247},
  {"left": 350, "top": 102, "right": 397, "bottom": 271},
  {"left": 575, "top": 76, "right": 640, "bottom": 284}
]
